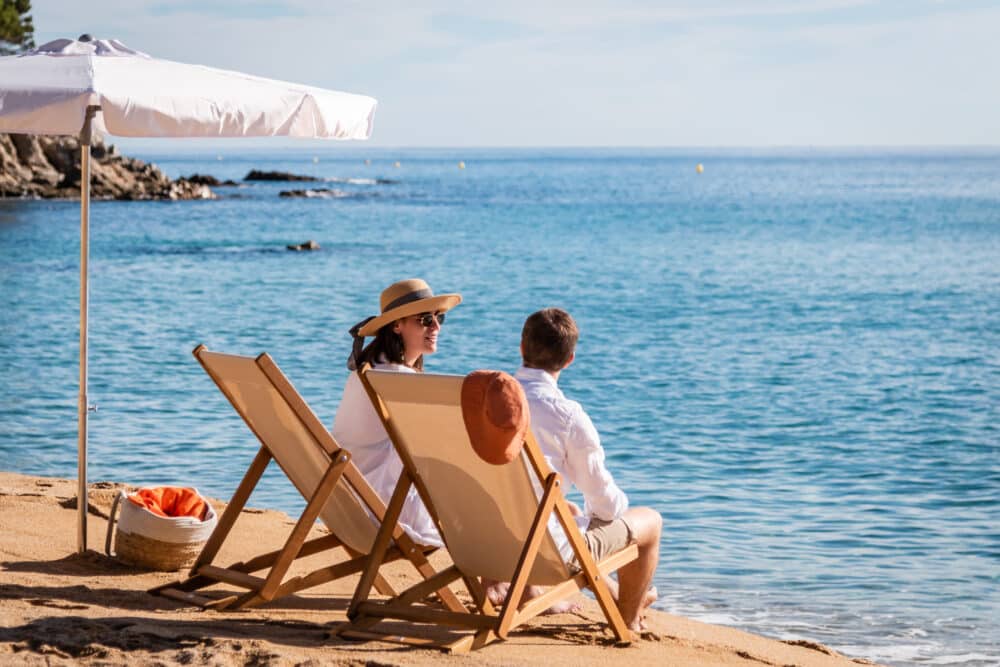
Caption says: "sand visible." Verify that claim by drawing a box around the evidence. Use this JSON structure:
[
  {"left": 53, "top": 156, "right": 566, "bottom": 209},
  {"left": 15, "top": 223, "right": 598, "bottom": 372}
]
[{"left": 0, "top": 471, "right": 880, "bottom": 666}]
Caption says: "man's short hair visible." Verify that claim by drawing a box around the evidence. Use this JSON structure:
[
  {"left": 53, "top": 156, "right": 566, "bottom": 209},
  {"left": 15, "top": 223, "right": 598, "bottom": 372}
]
[{"left": 521, "top": 308, "right": 579, "bottom": 373}]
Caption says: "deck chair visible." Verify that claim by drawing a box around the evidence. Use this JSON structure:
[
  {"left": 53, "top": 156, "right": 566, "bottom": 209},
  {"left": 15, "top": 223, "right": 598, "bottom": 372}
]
[
  {"left": 334, "top": 365, "right": 639, "bottom": 652},
  {"left": 150, "top": 345, "right": 466, "bottom": 613}
]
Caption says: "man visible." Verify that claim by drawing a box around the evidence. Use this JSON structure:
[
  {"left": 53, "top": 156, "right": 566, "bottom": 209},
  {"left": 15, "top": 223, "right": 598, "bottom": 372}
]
[{"left": 515, "top": 307, "right": 662, "bottom": 632}]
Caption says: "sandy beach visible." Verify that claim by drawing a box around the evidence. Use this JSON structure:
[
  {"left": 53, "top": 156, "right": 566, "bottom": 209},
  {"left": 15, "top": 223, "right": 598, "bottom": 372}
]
[{"left": 0, "top": 471, "right": 879, "bottom": 666}]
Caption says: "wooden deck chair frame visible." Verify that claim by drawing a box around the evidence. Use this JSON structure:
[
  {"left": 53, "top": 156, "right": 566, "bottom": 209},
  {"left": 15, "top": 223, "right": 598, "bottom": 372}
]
[
  {"left": 150, "top": 345, "right": 466, "bottom": 614},
  {"left": 334, "top": 364, "right": 639, "bottom": 653}
]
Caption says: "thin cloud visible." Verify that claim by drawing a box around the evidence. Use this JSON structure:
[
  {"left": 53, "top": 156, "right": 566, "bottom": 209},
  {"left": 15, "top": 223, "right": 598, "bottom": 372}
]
[
  {"left": 147, "top": 1, "right": 306, "bottom": 19},
  {"left": 26, "top": 0, "right": 1000, "bottom": 146}
]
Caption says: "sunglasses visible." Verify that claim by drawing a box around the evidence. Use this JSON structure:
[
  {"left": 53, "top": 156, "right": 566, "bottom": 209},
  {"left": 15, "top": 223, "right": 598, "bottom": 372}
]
[{"left": 413, "top": 312, "right": 446, "bottom": 327}]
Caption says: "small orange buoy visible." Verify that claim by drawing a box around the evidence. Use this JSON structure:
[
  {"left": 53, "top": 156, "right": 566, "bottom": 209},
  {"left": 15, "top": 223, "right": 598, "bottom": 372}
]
[
  {"left": 696, "top": 163, "right": 704, "bottom": 174},
  {"left": 458, "top": 161, "right": 465, "bottom": 169}
]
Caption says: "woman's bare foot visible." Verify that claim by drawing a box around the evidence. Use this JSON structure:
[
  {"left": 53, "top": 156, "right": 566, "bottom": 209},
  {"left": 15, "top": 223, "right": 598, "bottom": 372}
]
[
  {"left": 483, "top": 579, "right": 509, "bottom": 607},
  {"left": 483, "top": 582, "right": 582, "bottom": 614},
  {"left": 526, "top": 585, "right": 582, "bottom": 615},
  {"left": 542, "top": 599, "right": 583, "bottom": 614}
]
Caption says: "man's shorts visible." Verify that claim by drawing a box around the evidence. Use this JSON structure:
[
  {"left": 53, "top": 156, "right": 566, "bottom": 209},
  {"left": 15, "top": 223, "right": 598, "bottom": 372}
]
[{"left": 571, "top": 516, "right": 633, "bottom": 569}]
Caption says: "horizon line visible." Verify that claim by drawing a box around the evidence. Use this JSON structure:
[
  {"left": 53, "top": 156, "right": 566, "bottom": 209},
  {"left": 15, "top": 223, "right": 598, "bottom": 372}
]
[{"left": 107, "top": 141, "right": 1000, "bottom": 150}]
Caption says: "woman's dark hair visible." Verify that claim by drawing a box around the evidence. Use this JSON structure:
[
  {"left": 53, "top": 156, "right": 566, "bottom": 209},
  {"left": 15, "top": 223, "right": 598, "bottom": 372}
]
[{"left": 356, "top": 320, "right": 424, "bottom": 371}]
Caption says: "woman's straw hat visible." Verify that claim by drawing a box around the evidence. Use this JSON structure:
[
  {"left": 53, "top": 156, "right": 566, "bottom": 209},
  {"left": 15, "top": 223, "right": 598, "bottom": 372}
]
[
  {"left": 460, "top": 370, "right": 529, "bottom": 465},
  {"left": 356, "top": 278, "right": 461, "bottom": 337}
]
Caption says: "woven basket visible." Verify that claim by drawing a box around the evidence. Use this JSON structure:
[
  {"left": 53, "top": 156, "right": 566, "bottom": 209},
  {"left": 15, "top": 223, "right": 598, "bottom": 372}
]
[
  {"left": 115, "top": 529, "right": 205, "bottom": 571},
  {"left": 105, "top": 489, "right": 217, "bottom": 571}
]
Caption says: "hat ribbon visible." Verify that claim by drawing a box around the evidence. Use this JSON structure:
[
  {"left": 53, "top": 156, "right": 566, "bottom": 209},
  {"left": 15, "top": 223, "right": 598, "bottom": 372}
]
[
  {"left": 381, "top": 287, "right": 434, "bottom": 312},
  {"left": 347, "top": 316, "right": 375, "bottom": 370}
]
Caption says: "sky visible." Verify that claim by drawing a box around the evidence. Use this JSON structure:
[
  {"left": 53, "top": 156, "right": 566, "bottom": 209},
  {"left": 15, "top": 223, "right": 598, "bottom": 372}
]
[{"left": 32, "top": 0, "right": 1000, "bottom": 147}]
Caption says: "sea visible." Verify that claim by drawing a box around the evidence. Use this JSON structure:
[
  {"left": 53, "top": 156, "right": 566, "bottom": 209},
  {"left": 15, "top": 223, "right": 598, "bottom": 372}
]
[{"left": 1, "top": 147, "right": 997, "bottom": 666}]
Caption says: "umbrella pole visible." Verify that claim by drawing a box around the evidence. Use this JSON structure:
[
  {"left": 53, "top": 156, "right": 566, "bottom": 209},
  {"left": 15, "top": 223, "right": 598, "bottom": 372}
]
[{"left": 77, "top": 106, "right": 99, "bottom": 553}]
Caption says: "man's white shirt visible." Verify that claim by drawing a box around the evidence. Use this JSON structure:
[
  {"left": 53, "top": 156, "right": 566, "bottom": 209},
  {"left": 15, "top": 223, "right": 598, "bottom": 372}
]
[{"left": 515, "top": 366, "right": 629, "bottom": 560}]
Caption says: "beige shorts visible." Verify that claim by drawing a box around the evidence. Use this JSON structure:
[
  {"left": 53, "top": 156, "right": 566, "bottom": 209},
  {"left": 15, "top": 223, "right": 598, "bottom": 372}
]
[{"left": 571, "top": 517, "right": 633, "bottom": 568}]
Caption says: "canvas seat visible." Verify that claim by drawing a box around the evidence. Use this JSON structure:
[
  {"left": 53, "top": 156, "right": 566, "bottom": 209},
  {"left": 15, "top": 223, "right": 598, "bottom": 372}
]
[
  {"left": 150, "top": 345, "right": 465, "bottom": 613},
  {"left": 334, "top": 365, "right": 639, "bottom": 652}
]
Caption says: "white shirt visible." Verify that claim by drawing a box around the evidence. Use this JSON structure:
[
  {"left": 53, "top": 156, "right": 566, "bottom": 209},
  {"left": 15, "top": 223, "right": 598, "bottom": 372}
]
[
  {"left": 331, "top": 363, "right": 443, "bottom": 547},
  {"left": 516, "top": 366, "right": 630, "bottom": 560}
]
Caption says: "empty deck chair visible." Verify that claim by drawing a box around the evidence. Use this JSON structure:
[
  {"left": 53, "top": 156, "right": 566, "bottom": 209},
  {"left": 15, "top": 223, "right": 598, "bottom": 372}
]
[
  {"left": 335, "top": 366, "right": 639, "bottom": 652},
  {"left": 151, "top": 345, "right": 465, "bottom": 613}
]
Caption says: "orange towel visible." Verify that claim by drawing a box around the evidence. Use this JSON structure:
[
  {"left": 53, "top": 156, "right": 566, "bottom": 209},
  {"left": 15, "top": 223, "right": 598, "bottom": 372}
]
[{"left": 127, "top": 487, "right": 207, "bottom": 520}]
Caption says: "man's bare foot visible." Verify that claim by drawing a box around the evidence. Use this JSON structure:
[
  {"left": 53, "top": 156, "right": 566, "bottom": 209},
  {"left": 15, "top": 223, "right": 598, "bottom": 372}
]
[
  {"left": 643, "top": 585, "right": 658, "bottom": 610},
  {"left": 627, "top": 618, "right": 648, "bottom": 634},
  {"left": 621, "top": 586, "right": 658, "bottom": 631}
]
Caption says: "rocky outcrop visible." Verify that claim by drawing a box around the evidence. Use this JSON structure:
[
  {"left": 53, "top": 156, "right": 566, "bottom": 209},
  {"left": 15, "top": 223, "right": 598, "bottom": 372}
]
[
  {"left": 185, "top": 174, "right": 238, "bottom": 187},
  {"left": 245, "top": 170, "right": 319, "bottom": 182},
  {"left": 0, "top": 134, "right": 214, "bottom": 200}
]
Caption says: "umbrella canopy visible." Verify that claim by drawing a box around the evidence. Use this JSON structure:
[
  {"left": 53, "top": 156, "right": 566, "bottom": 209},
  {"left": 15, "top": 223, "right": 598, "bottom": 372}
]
[
  {"left": 0, "top": 37, "right": 376, "bottom": 139},
  {"left": 0, "top": 36, "right": 377, "bottom": 553}
]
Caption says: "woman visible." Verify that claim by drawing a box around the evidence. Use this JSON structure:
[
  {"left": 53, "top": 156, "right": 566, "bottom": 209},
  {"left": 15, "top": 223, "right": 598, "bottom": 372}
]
[{"left": 331, "top": 278, "right": 461, "bottom": 547}]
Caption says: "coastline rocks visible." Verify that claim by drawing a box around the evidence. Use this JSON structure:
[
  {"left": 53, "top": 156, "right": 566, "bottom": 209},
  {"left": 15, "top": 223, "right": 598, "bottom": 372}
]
[
  {"left": 0, "top": 133, "right": 215, "bottom": 200},
  {"left": 185, "top": 173, "right": 238, "bottom": 187},
  {"left": 287, "top": 240, "right": 320, "bottom": 251},
  {"left": 245, "top": 170, "right": 319, "bottom": 182}
]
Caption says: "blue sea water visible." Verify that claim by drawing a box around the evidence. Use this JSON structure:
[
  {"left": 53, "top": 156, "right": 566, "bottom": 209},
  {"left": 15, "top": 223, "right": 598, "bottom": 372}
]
[{"left": 1, "top": 147, "right": 997, "bottom": 666}]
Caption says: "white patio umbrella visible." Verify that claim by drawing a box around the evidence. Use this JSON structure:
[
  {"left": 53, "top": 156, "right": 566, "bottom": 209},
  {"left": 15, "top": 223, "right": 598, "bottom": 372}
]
[{"left": 0, "top": 35, "right": 377, "bottom": 553}]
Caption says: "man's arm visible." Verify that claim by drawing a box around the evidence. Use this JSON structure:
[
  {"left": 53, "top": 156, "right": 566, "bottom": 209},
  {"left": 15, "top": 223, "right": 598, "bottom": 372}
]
[{"left": 562, "top": 406, "right": 629, "bottom": 522}]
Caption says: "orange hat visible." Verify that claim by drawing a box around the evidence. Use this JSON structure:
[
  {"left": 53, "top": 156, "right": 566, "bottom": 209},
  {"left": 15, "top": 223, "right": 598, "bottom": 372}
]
[{"left": 460, "top": 370, "right": 530, "bottom": 465}]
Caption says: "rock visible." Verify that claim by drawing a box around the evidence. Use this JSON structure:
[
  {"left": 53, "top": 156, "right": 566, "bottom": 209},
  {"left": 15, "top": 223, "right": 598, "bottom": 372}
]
[
  {"left": 90, "top": 142, "right": 111, "bottom": 159},
  {"left": 10, "top": 134, "right": 61, "bottom": 186},
  {"left": 38, "top": 135, "right": 78, "bottom": 175},
  {"left": 0, "top": 133, "right": 216, "bottom": 201},
  {"left": 287, "top": 240, "right": 320, "bottom": 251},
  {"left": 0, "top": 136, "right": 33, "bottom": 194},
  {"left": 245, "top": 169, "right": 320, "bottom": 182},
  {"left": 185, "top": 174, "right": 239, "bottom": 187},
  {"left": 185, "top": 173, "right": 222, "bottom": 186}
]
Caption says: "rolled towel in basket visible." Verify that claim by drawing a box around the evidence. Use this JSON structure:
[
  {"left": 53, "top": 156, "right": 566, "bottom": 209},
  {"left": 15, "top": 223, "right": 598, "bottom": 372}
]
[{"left": 128, "top": 486, "right": 208, "bottom": 520}]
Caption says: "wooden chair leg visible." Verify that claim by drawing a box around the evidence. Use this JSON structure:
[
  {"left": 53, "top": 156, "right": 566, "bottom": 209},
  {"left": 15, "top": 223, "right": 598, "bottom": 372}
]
[
  {"left": 343, "top": 545, "right": 396, "bottom": 597},
  {"left": 348, "top": 471, "right": 411, "bottom": 619},
  {"left": 463, "top": 574, "right": 497, "bottom": 615},
  {"left": 398, "top": 545, "right": 466, "bottom": 613},
  {"left": 257, "top": 452, "right": 351, "bottom": 600},
  {"left": 554, "top": 494, "right": 632, "bottom": 642},
  {"left": 189, "top": 446, "right": 272, "bottom": 575},
  {"left": 496, "top": 472, "right": 560, "bottom": 638}
]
